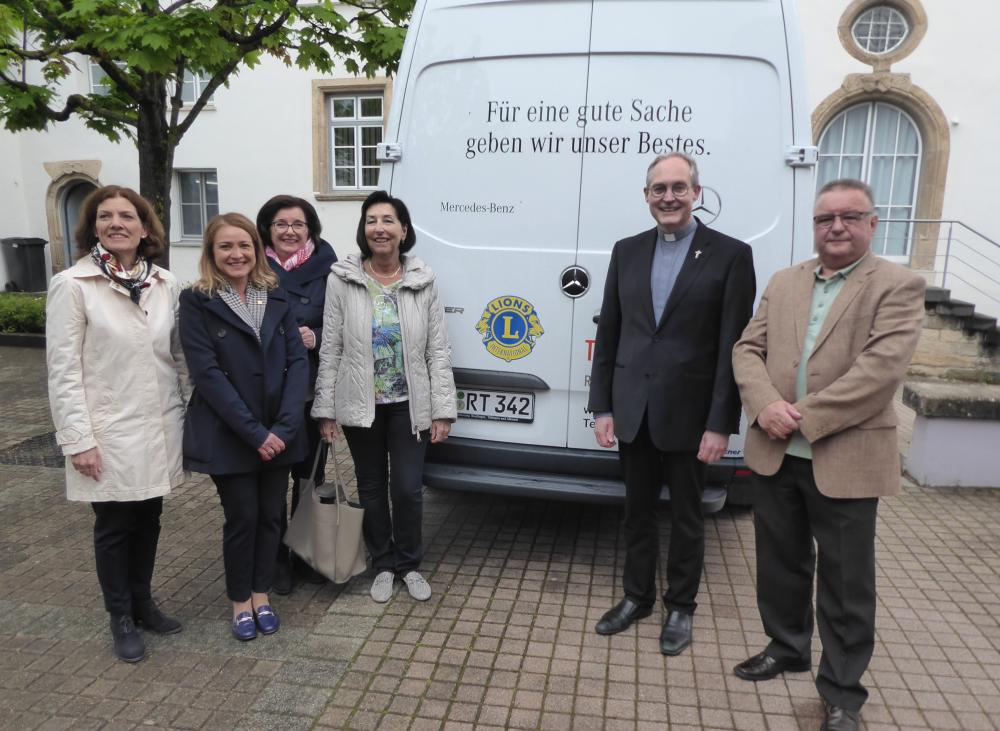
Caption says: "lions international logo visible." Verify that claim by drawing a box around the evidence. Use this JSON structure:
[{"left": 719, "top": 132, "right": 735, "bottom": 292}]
[{"left": 476, "top": 295, "right": 544, "bottom": 362}]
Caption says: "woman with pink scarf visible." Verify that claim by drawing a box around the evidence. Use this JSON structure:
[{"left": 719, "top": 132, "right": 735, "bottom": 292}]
[{"left": 256, "top": 195, "right": 337, "bottom": 593}]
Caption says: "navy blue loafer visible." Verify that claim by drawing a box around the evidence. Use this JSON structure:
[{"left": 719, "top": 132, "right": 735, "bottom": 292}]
[
  {"left": 254, "top": 604, "right": 280, "bottom": 635},
  {"left": 232, "top": 611, "right": 257, "bottom": 641}
]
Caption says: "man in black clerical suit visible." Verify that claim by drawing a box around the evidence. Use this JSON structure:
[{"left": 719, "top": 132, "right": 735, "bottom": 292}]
[{"left": 588, "top": 152, "right": 756, "bottom": 654}]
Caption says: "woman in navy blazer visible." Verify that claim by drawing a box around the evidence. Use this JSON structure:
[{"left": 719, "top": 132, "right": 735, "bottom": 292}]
[
  {"left": 256, "top": 194, "right": 337, "bottom": 593},
  {"left": 179, "top": 212, "right": 307, "bottom": 641}
]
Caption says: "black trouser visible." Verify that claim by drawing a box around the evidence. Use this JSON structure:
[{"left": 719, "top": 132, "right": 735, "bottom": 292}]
[
  {"left": 754, "top": 455, "right": 878, "bottom": 712},
  {"left": 91, "top": 497, "right": 163, "bottom": 616},
  {"left": 276, "top": 402, "right": 327, "bottom": 566},
  {"left": 212, "top": 467, "right": 289, "bottom": 602},
  {"left": 618, "top": 416, "right": 706, "bottom": 614},
  {"left": 342, "top": 401, "right": 428, "bottom": 575}
]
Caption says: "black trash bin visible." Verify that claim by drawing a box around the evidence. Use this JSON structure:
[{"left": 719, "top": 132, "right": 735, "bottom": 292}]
[{"left": 1, "top": 237, "right": 48, "bottom": 292}]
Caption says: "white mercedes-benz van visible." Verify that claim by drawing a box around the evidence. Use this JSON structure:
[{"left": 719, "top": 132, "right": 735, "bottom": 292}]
[{"left": 376, "top": 0, "right": 817, "bottom": 509}]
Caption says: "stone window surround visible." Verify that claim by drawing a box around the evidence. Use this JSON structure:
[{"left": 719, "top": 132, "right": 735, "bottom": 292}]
[
  {"left": 812, "top": 72, "right": 949, "bottom": 273},
  {"left": 851, "top": 5, "right": 909, "bottom": 57},
  {"left": 43, "top": 160, "right": 102, "bottom": 274},
  {"left": 311, "top": 76, "right": 393, "bottom": 202},
  {"left": 838, "top": 0, "right": 927, "bottom": 71}
]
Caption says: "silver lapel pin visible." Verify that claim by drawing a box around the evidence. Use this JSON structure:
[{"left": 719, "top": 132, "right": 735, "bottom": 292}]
[{"left": 694, "top": 250, "right": 702, "bottom": 259}]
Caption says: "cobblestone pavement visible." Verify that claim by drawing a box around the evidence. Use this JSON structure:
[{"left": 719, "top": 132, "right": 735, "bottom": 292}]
[{"left": 1, "top": 345, "right": 999, "bottom": 730}]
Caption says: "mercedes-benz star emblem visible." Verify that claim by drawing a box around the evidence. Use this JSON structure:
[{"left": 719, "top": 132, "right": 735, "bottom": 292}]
[
  {"left": 560, "top": 265, "right": 590, "bottom": 298},
  {"left": 693, "top": 185, "right": 722, "bottom": 225}
]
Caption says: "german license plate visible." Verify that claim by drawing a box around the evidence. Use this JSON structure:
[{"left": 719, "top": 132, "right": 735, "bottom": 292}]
[{"left": 457, "top": 389, "right": 534, "bottom": 423}]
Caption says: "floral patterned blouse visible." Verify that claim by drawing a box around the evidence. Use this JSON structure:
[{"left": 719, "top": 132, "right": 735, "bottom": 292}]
[{"left": 366, "top": 275, "right": 409, "bottom": 404}]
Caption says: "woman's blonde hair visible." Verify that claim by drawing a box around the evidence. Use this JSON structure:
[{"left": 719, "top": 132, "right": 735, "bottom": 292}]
[{"left": 193, "top": 212, "right": 279, "bottom": 294}]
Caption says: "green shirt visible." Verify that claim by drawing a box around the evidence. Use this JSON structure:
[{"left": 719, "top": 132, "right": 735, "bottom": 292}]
[{"left": 786, "top": 255, "right": 867, "bottom": 459}]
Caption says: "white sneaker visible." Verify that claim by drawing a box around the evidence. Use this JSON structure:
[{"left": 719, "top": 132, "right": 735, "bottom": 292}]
[
  {"left": 370, "top": 571, "right": 394, "bottom": 603},
  {"left": 402, "top": 571, "right": 432, "bottom": 601}
]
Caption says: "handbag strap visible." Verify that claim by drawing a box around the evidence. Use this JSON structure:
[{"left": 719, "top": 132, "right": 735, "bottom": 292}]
[
  {"left": 310, "top": 440, "right": 328, "bottom": 482},
  {"left": 326, "top": 439, "right": 351, "bottom": 509}
]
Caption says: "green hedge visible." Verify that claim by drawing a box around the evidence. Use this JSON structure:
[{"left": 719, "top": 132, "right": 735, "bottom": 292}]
[{"left": 0, "top": 292, "right": 46, "bottom": 334}]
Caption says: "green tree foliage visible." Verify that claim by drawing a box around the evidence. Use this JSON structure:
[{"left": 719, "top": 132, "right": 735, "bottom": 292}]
[{"left": 0, "top": 0, "right": 414, "bottom": 264}]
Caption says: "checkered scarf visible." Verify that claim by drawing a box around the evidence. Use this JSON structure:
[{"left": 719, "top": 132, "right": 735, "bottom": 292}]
[{"left": 218, "top": 284, "right": 267, "bottom": 343}]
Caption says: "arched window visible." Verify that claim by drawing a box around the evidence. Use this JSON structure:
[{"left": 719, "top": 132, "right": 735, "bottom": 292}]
[{"left": 817, "top": 102, "right": 921, "bottom": 259}]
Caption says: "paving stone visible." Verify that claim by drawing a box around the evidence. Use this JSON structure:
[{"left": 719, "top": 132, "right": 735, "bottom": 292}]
[
  {"left": 235, "top": 711, "right": 316, "bottom": 731},
  {"left": 4, "top": 345, "right": 1000, "bottom": 730}
]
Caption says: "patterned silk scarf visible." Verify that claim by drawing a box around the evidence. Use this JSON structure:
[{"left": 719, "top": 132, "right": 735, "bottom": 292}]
[
  {"left": 90, "top": 243, "right": 152, "bottom": 305},
  {"left": 266, "top": 239, "right": 315, "bottom": 272}
]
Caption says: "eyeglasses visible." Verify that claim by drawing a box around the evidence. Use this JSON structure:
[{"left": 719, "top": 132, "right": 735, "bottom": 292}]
[
  {"left": 647, "top": 182, "right": 692, "bottom": 199},
  {"left": 271, "top": 221, "right": 308, "bottom": 233},
  {"left": 812, "top": 211, "right": 873, "bottom": 229}
]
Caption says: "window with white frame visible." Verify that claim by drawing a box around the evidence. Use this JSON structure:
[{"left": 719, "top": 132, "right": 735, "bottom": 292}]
[
  {"left": 329, "top": 93, "right": 383, "bottom": 189},
  {"left": 851, "top": 5, "right": 910, "bottom": 55},
  {"left": 89, "top": 61, "right": 125, "bottom": 95},
  {"left": 817, "top": 102, "right": 922, "bottom": 258},
  {"left": 177, "top": 170, "right": 219, "bottom": 238},
  {"left": 180, "top": 70, "right": 214, "bottom": 105}
]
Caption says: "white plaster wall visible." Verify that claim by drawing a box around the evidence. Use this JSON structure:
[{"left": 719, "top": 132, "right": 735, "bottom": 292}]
[
  {"left": 2, "top": 54, "right": 365, "bottom": 286},
  {"left": 796, "top": 0, "right": 1000, "bottom": 316},
  {"left": 797, "top": 0, "right": 1000, "bottom": 241},
  {"left": 0, "top": 131, "right": 29, "bottom": 286},
  {"left": 167, "top": 55, "right": 363, "bottom": 284},
  {"left": 2, "top": 2, "right": 996, "bottom": 291},
  {"left": 906, "top": 415, "right": 1000, "bottom": 488}
]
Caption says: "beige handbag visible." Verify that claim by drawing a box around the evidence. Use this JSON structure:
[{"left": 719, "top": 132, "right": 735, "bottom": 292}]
[{"left": 284, "top": 442, "right": 367, "bottom": 584}]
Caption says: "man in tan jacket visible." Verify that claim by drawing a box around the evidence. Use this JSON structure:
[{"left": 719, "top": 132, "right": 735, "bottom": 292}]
[{"left": 731, "top": 179, "right": 925, "bottom": 731}]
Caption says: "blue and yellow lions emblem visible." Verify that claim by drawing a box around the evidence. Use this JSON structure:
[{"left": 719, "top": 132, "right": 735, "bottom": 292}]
[{"left": 475, "top": 295, "right": 544, "bottom": 362}]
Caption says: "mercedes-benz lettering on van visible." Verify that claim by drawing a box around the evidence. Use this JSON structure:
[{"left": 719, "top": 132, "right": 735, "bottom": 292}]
[{"left": 377, "top": 0, "right": 817, "bottom": 509}]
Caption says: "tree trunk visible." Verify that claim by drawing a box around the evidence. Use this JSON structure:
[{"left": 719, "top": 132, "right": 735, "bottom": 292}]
[{"left": 136, "top": 73, "right": 175, "bottom": 269}]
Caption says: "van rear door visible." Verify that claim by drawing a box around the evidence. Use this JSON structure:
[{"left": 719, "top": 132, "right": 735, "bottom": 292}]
[
  {"left": 566, "top": 0, "right": 806, "bottom": 453},
  {"left": 382, "top": 1, "right": 596, "bottom": 449}
]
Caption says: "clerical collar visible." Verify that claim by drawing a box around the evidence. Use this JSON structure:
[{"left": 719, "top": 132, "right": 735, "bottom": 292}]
[{"left": 659, "top": 220, "right": 697, "bottom": 243}]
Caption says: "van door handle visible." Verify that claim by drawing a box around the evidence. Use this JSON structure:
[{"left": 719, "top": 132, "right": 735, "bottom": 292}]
[{"left": 592, "top": 310, "right": 601, "bottom": 324}]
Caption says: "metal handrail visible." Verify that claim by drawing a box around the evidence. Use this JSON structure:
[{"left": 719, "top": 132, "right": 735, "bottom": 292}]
[
  {"left": 879, "top": 218, "right": 1000, "bottom": 319},
  {"left": 880, "top": 218, "right": 1000, "bottom": 249}
]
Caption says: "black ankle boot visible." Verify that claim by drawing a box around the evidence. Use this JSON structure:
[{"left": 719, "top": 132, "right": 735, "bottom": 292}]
[
  {"left": 293, "top": 554, "right": 326, "bottom": 585},
  {"left": 110, "top": 614, "right": 145, "bottom": 663},
  {"left": 132, "top": 600, "right": 182, "bottom": 635},
  {"left": 272, "top": 558, "right": 294, "bottom": 595}
]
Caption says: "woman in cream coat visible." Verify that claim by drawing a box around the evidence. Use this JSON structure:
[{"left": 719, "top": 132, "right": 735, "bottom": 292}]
[
  {"left": 314, "top": 191, "right": 456, "bottom": 604},
  {"left": 47, "top": 185, "right": 188, "bottom": 663}
]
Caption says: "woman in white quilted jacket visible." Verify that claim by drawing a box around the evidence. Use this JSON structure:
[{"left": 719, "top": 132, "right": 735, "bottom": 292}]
[
  {"left": 46, "top": 186, "right": 188, "bottom": 663},
  {"left": 313, "top": 191, "right": 456, "bottom": 604}
]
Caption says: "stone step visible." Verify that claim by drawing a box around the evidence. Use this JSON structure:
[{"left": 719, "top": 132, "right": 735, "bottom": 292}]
[
  {"left": 935, "top": 299, "right": 975, "bottom": 318},
  {"left": 922, "top": 288, "right": 1000, "bottom": 351},
  {"left": 924, "top": 286, "right": 952, "bottom": 304},
  {"left": 964, "top": 313, "right": 998, "bottom": 332}
]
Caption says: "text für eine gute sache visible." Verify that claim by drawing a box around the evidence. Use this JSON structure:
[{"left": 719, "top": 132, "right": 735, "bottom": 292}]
[{"left": 465, "top": 98, "right": 708, "bottom": 160}]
